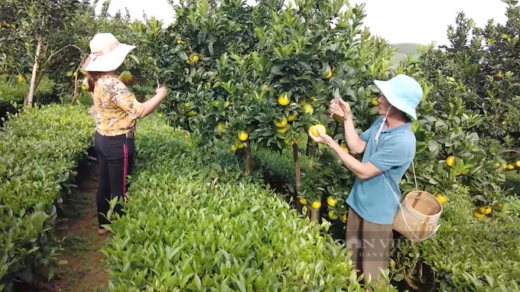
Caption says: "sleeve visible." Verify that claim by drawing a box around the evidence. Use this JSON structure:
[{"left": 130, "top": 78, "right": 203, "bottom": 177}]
[
  {"left": 360, "top": 127, "right": 372, "bottom": 142},
  {"left": 109, "top": 78, "right": 145, "bottom": 119},
  {"left": 368, "top": 135, "right": 411, "bottom": 172}
]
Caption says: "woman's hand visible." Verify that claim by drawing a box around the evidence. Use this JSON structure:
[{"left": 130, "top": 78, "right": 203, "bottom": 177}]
[
  {"left": 308, "top": 126, "right": 334, "bottom": 146},
  {"left": 156, "top": 86, "right": 168, "bottom": 100},
  {"left": 329, "top": 98, "right": 351, "bottom": 118}
]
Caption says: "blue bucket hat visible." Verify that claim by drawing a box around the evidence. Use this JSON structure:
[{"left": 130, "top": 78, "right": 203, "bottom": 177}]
[{"left": 373, "top": 74, "right": 423, "bottom": 120}]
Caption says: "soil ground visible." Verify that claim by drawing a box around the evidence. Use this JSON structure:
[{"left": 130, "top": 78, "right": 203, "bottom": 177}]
[{"left": 51, "top": 156, "right": 109, "bottom": 292}]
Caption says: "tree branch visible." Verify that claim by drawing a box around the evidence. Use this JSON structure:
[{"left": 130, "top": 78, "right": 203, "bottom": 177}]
[{"left": 41, "top": 44, "right": 85, "bottom": 69}]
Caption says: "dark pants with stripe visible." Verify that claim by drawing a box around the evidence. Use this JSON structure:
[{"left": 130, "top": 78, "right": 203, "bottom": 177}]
[{"left": 94, "top": 131, "right": 135, "bottom": 229}]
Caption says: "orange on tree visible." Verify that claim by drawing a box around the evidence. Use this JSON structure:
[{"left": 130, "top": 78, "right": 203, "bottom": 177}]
[
  {"left": 261, "top": 84, "right": 269, "bottom": 91},
  {"left": 324, "top": 70, "right": 332, "bottom": 79},
  {"left": 278, "top": 93, "right": 289, "bottom": 106},
  {"left": 299, "top": 197, "right": 307, "bottom": 205},
  {"left": 81, "top": 84, "right": 88, "bottom": 91},
  {"left": 303, "top": 104, "right": 313, "bottom": 114},
  {"left": 287, "top": 112, "right": 297, "bottom": 122},
  {"left": 277, "top": 126, "right": 288, "bottom": 134},
  {"left": 494, "top": 203, "right": 504, "bottom": 211},
  {"left": 371, "top": 98, "right": 379, "bottom": 106},
  {"left": 217, "top": 122, "right": 227, "bottom": 133},
  {"left": 445, "top": 156, "right": 456, "bottom": 167},
  {"left": 158, "top": 113, "right": 163, "bottom": 118},
  {"left": 328, "top": 210, "right": 337, "bottom": 219},
  {"left": 473, "top": 210, "right": 485, "bottom": 219},
  {"left": 275, "top": 117, "right": 287, "bottom": 128},
  {"left": 310, "top": 124, "right": 326, "bottom": 137},
  {"left": 507, "top": 164, "right": 515, "bottom": 170},
  {"left": 17, "top": 75, "right": 24, "bottom": 83},
  {"left": 341, "top": 214, "right": 347, "bottom": 222},
  {"left": 502, "top": 163, "right": 508, "bottom": 170},
  {"left": 435, "top": 193, "right": 448, "bottom": 204},
  {"left": 284, "top": 137, "right": 294, "bottom": 146},
  {"left": 311, "top": 201, "right": 321, "bottom": 209},
  {"left": 188, "top": 110, "right": 197, "bottom": 117},
  {"left": 118, "top": 71, "right": 133, "bottom": 83},
  {"left": 327, "top": 196, "right": 337, "bottom": 207},
  {"left": 183, "top": 134, "right": 189, "bottom": 140},
  {"left": 238, "top": 130, "right": 249, "bottom": 142},
  {"left": 479, "top": 206, "right": 492, "bottom": 214},
  {"left": 341, "top": 143, "right": 349, "bottom": 153},
  {"left": 515, "top": 160, "right": 520, "bottom": 168},
  {"left": 231, "top": 145, "right": 237, "bottom": 153}
]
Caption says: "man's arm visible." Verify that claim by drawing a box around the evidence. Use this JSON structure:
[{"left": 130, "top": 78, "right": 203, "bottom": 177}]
[
  {"left": 328, "top": 133, "right": 408, "bottom": 180},
  {"left": 329, "top": 142, "right": 382, "bottom": 179},
  {"left": 343, "top": 114, "right": 368, "bottom": 154}
]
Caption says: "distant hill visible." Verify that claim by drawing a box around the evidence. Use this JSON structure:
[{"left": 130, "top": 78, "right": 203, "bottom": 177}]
[{"left": 390, "top": 43, "right": 424, "bottom": 65}]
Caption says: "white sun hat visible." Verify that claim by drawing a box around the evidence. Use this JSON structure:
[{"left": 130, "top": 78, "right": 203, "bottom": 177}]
[
  {"left": 82, "top": 33, "right": 135, "bottom": 72},
  {"left": 373, "top": 74, "right": 423, "bottom": 120}
]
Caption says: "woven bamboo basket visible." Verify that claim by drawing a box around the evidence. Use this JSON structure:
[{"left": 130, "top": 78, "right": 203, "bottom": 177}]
[{"left": 392, "top": 190, "right": 443, "bottom": 244}]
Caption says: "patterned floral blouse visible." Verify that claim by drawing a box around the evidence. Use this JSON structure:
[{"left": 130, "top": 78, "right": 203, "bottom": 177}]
[{"left": 89, "top": 74, "right": 144, "bottom": 136}]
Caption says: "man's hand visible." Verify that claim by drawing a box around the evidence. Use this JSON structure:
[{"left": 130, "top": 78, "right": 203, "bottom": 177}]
[
  {"left": 308, "top": 126, "right": 334, "bottom": 146},
  {"left": 329, "top": 97, "right": 351, "bottom": 118}
]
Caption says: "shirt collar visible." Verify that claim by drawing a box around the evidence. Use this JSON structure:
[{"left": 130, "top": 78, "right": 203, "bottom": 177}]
[{"left": 380, "top": 118, "right": 412, "bottom": 134}]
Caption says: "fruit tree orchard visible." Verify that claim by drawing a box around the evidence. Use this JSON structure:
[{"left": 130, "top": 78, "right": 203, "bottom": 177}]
[{"left": 1, "top": 0, "right": 520, "bottom": 291}]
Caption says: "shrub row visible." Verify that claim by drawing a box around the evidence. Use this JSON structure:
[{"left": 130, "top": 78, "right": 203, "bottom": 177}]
[
  {"left": 251, "top": 138, "right": 520, "bottom": 291},
  {"left": 0, "top": 104, "right": 93, "bottom": 291},
  {"left": 103, "top": 117, "right": 399, "bottom": 292},
  {"left": 0, "top": 77, "right": 55, "bottom": 127}
]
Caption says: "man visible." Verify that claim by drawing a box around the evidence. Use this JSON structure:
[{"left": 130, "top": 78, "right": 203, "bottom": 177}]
[{"left": 308, "top": 74, "right": 422, "bottom": 285}]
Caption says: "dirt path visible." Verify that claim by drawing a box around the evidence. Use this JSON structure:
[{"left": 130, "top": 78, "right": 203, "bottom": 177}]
[{"left": 52, "top": 156, "right": 109, "bottom": 292}]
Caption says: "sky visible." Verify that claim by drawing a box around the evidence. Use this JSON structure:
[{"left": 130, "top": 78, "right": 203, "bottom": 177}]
[{"left": 97, "top": 0, "right": 508, "bottom": 46}]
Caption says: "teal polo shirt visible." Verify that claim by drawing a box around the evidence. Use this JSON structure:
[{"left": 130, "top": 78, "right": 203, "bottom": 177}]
[{"left": 346, "top": 116, "right": 416, "bottom": 225}]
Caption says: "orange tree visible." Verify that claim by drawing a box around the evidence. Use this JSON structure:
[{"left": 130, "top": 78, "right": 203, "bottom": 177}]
[
  {"left": 158, "top": 0, "right": 257, "bottom": 129},
  {"left": 419, "top": 0, "right": 520, "bottom": 148},
  {"left": 157, "top": 0, "right": 405, "bottom": 220},
  {"left": 0, "top": 0, "right": 94, "bottom": 105}
]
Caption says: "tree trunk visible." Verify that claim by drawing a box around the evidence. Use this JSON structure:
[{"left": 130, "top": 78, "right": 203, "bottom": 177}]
[
  {"left": 245, "top": 140, "right": 252, "bottom": 175},
  {"left": 25, "top": 36, "right": 43, "bottom": 106},
  {"left": 72, "top": 55, "right": 88, "bottom": 105},
  {"left": 293, "top": 143, "right": 303, "bottom": 214}
]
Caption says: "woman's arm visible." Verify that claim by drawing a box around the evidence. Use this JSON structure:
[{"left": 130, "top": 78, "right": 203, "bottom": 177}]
[{"left": 138, "top": 87, "right": 168, "bottom": 118}]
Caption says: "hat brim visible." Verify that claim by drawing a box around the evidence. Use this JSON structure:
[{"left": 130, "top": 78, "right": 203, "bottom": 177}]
[
  {"left": 374, "top": 80, "right": 417, "bottom": 120},
  {"left": 84, "top": 44, "right": 135, "bottom": 72}
]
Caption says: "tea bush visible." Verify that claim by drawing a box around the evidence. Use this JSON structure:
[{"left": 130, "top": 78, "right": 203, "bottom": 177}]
[
  {"left": 0, "top": 76, "right": 55, "bottom": 126},
  {"left": 0, "top": 104, "right": 93, "bottom": 291},
  {"left": 103, "top": 117, "right": 398, "bottom": 292}
]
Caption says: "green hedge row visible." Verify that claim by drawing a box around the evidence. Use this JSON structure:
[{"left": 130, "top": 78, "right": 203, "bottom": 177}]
[
  {"left": 250, "top": 136, "right": 520, "bottom": 291},
  {"left": 0, "top": 105, "right": 94, "bottom": 291},
  {"left": 103, "top": 117, "right": 399, "bottom": 292},
  {"left": 0, "top": 76, "right": 55, "bottom": 127}
]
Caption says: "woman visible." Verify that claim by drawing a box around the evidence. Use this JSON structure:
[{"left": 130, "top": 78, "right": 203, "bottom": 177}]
[
  {"left": 308, "top": 74, "right": 422, "bottom": 285},
  {"left": 83, "top": 33, "right": 168, "bottom": 235}
]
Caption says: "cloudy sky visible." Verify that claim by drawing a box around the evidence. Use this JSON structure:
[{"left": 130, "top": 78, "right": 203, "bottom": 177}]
[{"left": 98, "top": 0, "right": 508, "bottom": 46}]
